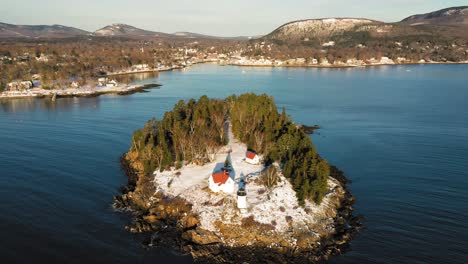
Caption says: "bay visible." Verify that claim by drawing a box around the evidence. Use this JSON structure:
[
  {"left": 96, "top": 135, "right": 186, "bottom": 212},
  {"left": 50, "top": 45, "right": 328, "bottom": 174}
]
[{"left": 1, "top": 64, "right": 467, "bottom": 264}]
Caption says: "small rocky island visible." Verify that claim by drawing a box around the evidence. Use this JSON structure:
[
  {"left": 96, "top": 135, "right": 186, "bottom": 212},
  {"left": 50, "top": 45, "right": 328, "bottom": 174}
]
[{"left": 114, "top": 93, "right": 361, "bottom": 263}]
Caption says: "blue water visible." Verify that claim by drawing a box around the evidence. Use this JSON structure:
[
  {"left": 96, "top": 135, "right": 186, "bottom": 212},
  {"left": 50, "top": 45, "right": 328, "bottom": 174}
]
[{"left": 1, "top": 64, "right": 467, "bottom": 263}]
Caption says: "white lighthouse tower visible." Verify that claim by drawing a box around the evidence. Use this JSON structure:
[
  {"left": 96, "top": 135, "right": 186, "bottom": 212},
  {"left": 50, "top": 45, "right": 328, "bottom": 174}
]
[{"left": 237, "top": 188, "right": 247, "bottom": 213}]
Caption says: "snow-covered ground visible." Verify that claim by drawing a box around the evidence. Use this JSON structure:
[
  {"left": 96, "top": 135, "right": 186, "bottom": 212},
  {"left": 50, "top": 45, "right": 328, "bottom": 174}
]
[
  {"left": 153, "top": 124, "right": 263, "bottom": 197},
  {"left": 152, "top": 125, "right": 341, "bottom": 234}
]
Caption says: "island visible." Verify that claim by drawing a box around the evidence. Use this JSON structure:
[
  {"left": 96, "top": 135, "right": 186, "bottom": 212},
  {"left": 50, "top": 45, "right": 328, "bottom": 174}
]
[{"left": 114, "top": 93, "right": 361, "bottom": 263}]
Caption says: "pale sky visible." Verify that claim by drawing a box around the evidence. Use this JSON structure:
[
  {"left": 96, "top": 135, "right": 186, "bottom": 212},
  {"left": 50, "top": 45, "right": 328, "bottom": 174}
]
[{"left": 0, "top": 0, "right": 466, "bottom": 36}]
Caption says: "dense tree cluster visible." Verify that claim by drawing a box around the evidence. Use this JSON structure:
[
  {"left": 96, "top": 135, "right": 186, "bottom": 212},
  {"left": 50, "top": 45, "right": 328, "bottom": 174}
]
[
  {"left": 228, "top": 94, "right": 329, "bottom": 204},
  {"left": 130, "top": 96, "right": 227, "bottom": 174},
  {"left": 130, "top": 94, "right": 330, "bottom": 205}
]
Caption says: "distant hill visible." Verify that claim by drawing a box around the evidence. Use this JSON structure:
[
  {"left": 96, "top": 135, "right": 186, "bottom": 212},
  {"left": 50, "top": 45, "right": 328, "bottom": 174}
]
[
  {"left": 0, "top": 22, "right": 89, "bottom": 39},
  {"left": 264, "top": 18, "right": 381, "bottom": 42},
  {"left": 93, "top": 23, "right": 173, "bottom": 38},
  {"left": 401, "top": 6, "right": 468, "bottom": 26},
  {"left": 2, "top": 6, "right": 468, "bottom": 41},
  {"left": 173, "top": 32, "right": 252, "bottom": 40},
  {"left": 262, "top": 7, "right": 468, "bottom": 45},
  {"left": 0, "top": 22, "right": 247, "bottom": 41},
  {"left": 93, "top": 24, "right": 250, "bottom": 40}
]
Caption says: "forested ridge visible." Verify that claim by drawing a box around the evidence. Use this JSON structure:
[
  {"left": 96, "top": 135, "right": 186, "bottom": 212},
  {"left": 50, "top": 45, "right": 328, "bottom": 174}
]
[{"left": 129, "top": 93, "right": 329, "bottom": 204}]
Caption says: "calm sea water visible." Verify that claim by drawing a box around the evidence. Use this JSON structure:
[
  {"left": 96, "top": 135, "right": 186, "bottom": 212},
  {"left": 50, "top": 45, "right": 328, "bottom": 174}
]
[{"left": 1, "top": 64, "right": 467, "bottom": 264}]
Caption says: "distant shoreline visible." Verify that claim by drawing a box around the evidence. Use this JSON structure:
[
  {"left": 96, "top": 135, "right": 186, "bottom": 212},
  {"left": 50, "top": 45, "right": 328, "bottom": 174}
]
[
  {"left": 2, "top": 60, "right": 467, "bottom": 100},
  {"left": 227, "top": 61, "right": 468, "bottom": 69}
]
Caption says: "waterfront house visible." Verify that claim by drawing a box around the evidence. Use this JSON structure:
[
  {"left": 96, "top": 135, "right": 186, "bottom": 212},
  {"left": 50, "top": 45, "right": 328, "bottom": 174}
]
[
  {"left": 70, "top": 81, "right": 79, "bottom": 88},
  {"left": 20, "top": 81, "right": 33, "bottom": 89},
  {"left": 106, "top": 80, "right": 118, "bottom": 87},
  {"left": 296, "top": 58, "right": 306, "bottom": 64},
  {"left": 32, "top": 80, "right": 42, "bottom": 88},
  {"left": 245, "top": 151, "right": 260, "bottom": 165},
  {"left": 207, "top": 53, "right": 219, "bottom": 60},
  {"left": 209, "top": 169, "right": 235, "bottom": 193},
  {"left": 6, "top": 82, "right": 19, "bottom": 91},
  {"left": 132, "top": 64, "right": 149, "bottom": 71}
]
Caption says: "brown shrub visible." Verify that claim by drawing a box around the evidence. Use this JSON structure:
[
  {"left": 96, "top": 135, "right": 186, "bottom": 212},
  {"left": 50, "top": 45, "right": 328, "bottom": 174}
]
[
  {"left": 241, "top": 215, "right": 256, "bottom": 228},
  {"left": 261, "top": 166, "right": 279, "bottom": 188},
  {"left": 241, "top": 215, "right": 275, "bottom": 231}
]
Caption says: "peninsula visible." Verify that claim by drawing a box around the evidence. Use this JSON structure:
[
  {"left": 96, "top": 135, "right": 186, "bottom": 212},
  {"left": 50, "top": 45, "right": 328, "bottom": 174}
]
[
  {"left": 0, "top": 82, "right": 161, "bottom": 99},
  {"left": 115, "top": 93, "right": 360, "bottom": 263}
]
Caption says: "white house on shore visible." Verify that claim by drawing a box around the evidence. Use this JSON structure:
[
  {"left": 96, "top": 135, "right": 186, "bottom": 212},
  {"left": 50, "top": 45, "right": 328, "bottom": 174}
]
[
  {"left": 209, "top": 169, "right": 235, "bottom": 193},
  {"left": 106, "top": 80, "right": 118, "bottom": 87},
  {"left": 245, "top": 151, "right": 260, "bottom": 165}
]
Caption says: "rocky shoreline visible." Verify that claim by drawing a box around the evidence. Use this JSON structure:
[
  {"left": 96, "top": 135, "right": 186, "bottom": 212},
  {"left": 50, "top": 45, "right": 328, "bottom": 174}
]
[
  {"left": 114, "top": 153, "right": 362, "bottom": 263},
  {"left": 227, "top": 60, "right": 468, "bottom": 69}
]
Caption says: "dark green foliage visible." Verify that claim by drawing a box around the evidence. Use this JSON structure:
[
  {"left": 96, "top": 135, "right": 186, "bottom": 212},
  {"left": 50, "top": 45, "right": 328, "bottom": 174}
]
[
  {"left": 131, "top": 93, "right": 330, "bottom": 204},
  {"left": 131, "top": 96, "right": 227, "bottom": 175},
  {"left": 228, "top": 93, "right": 329, "bottom": 205}
]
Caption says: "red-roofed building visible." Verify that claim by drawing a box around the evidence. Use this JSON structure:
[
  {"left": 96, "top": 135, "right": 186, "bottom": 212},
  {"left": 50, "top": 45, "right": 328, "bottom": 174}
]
[
  {"left": 245, "top": 151, "right": 260, "bottom": 165},
  {"left": 209, "top": 169, "right": 235, "bottom": 193}
]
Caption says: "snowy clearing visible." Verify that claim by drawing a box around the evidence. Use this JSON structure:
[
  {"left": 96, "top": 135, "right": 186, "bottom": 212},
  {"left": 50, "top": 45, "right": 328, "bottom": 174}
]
[{"left": 152, "top": 125, "right": 341, "bottom": 234}]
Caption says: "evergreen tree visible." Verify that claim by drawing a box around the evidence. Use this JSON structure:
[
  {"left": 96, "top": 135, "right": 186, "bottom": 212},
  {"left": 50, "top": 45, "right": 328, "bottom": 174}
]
[{"left": 130, "top": 93, "right": 330, "bottom": 205}]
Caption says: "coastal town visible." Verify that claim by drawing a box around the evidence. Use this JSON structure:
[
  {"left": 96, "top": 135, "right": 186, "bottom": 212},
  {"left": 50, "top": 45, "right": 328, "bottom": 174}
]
[
  {"left": 2, "top": 20, "right": 468, "bottom": 100},
  {"left": 3, "top": 47, "right": 467, "bottom": 100}
]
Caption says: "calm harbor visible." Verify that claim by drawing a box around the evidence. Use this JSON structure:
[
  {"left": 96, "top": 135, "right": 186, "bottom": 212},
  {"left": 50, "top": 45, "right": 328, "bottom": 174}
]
[{"left": 1, "top": 64, "right": 467, "bottom": 263}]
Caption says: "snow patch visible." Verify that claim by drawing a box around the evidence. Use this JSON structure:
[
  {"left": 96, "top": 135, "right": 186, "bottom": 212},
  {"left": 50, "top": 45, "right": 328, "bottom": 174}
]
[{"left": 151, "top": 125, "right": 342, "bottom": 235}]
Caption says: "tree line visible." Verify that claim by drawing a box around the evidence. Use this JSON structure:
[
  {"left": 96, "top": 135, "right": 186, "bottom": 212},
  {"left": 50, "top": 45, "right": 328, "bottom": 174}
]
[
  {"left": 131, "top": 96, "right": 227, "bottom": 175},
  {"left": 228, "top": 94, "right": 329, "bottom": 204},
  {"left": 130, "top": 93, "right": 329, "bottom": 205}
]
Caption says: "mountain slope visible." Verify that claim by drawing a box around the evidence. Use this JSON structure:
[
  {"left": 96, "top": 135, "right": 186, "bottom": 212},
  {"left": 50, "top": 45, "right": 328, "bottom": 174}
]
[
  {"left": 93, "top": 23, "right": 172, "bottom": 38},
  {"left": 173, "top": 32, "right": 252, "bottom": 40},
  {"left": 93, "top": 24, "right": 249, "bottom": 40},
  {"left": 401, "top": 6, "right": 468, "bottom": 26},
  {"left": 0, "top": 22, "right": 89, "bottom": 39},
  {"left": 264, "top": 18, "right": 381, "bottom": 41},
  {"left": 1, "top": 6, "right": 468, "bottom": 41},
  {"left": 263, "top": 7, "right": 468, "bottom": 45}
]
